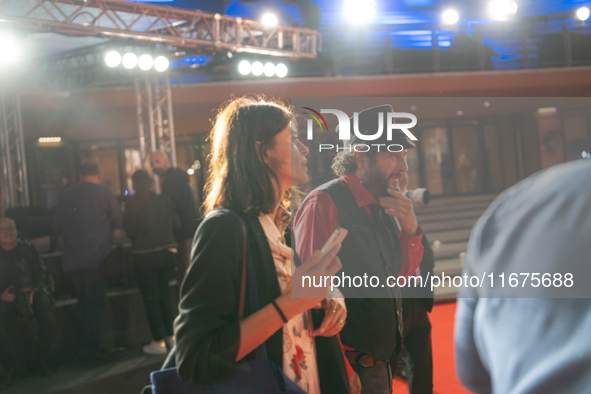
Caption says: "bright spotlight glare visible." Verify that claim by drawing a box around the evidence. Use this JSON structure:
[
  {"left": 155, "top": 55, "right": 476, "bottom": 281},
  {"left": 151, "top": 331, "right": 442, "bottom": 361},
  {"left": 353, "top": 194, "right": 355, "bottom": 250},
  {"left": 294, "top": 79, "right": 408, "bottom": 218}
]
[
  {"left": 442, "top": 9, "right": 459, "bottom": 24},
  {"left": 0, "top": 33, "right": 19, "bottom": 66},
  {"left": 105, "top": 51, "right": 121, "bottom": 68},
  {"left": 238, "top": 60, "right": 251, "bottom": 75},
  {"left": 138, "top": 54, "right": 154, "bottom": 70},
  {"left": 264, "top": 62, "right": 275, "bottom": 77},
  {"left": 154, "top": 56, "right": 169, "bottom": 72},
  {"left": 251, "top": 61, "right": 264, "bottom": 76},
  {"left": 187, "top": 168, "right": 195, "bottom": 175},
  {"left": 122, "top": 52, "right": 138, "bottom": 69},
  {"left": 343, "top": 0, "right": 376, "bottom": 24},
  {"left": 261, "top": 13, "right": 278, "bottom": 26},
  {"left": 489, "top": 0, "right": 518, "bottom": 21},
  {"left": 577, "top": 7, "right": 590, "bottom": 21},
  {"left": 510, "top": 1, "right": 518, "bottom": 14},
  {"left": 276, "top": 63, "right": 288, "bottom": 78}
]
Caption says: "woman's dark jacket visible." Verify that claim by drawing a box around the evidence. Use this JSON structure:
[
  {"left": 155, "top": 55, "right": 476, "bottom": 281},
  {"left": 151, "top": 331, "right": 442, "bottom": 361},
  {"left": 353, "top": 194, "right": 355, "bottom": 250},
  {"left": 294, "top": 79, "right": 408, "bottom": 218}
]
[{"left": 172, "top": 210, "right": 350, "bottom": 394}]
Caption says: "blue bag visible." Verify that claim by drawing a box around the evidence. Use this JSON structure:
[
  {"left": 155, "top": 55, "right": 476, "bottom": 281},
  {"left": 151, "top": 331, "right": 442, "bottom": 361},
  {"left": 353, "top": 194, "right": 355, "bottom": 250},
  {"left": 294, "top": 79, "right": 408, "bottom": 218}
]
[{"left": 150, "top": 210, "right": 306, "bottom": 394}]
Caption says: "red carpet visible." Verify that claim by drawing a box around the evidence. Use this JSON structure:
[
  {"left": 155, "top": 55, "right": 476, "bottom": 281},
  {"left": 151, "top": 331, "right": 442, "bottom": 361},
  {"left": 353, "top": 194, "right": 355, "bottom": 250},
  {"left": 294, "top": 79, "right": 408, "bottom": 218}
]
[{"left": 392, "top": 302, "right": 474, "bottom": 394}]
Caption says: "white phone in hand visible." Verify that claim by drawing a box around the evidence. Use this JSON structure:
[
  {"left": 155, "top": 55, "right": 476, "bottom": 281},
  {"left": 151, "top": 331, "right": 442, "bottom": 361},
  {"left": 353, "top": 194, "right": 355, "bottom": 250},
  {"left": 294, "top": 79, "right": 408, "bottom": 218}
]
[{"left": 320, "top": 227, "right": 348, "bottom": 257}]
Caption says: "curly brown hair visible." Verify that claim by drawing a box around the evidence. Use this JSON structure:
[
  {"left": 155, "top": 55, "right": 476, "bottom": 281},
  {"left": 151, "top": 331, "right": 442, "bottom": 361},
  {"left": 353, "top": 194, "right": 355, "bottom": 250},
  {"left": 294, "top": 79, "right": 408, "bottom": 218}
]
[
  {"left": 203, "top": 95, "right": 294, "bottom": 217},
  {"left": 331, "top": 144, "right": 377, "bottom": 176}
]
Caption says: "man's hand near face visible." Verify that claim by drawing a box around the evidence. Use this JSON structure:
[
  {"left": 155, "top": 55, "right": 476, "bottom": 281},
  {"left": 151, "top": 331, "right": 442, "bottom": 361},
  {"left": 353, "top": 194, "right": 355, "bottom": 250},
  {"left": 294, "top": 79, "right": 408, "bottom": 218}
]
[{"left": 378, "top": 187, "right": 419, "bottom": 235}]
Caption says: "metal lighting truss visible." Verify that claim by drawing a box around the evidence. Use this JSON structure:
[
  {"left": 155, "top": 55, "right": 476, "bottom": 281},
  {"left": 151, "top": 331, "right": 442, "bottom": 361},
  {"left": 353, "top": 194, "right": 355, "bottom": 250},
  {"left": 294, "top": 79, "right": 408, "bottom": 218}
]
[
  {"left": 134, "top": 73, "right": 176, "bottom": 183},
  {"left": 0, "top": 0, "right": 320, "bottom": 202},
  {"left": 0, "top": 0, "right": 321, "bottom": 58},
  {"left": 37, "top": 45, "right": 178, "bottom": 174},
  {"left": 0, "top": 92, "right": 29, "bottom": 209},
  {"left": 35, "top": 43, "right": 110, "bottom": 90},
  {"left": 35, "top": 43, "right": 159, "bottom": 90}
]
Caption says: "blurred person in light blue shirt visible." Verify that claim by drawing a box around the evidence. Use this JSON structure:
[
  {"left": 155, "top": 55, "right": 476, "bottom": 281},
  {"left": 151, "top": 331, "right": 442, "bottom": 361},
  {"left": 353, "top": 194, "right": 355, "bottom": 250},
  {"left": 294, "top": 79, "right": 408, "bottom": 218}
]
[{"left": 455, "top": 159, "right": 591, "bottom": 394}]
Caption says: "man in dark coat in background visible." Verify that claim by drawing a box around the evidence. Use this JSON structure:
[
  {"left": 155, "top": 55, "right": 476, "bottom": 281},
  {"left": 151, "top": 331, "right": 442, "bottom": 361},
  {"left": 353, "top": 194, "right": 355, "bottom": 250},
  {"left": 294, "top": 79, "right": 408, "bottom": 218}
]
[
  {"left": 150, "top": 151, "right": 202, "bottom": 287},
  {"left": 53, "top": 161, "right": 122, "bottom": 364}
]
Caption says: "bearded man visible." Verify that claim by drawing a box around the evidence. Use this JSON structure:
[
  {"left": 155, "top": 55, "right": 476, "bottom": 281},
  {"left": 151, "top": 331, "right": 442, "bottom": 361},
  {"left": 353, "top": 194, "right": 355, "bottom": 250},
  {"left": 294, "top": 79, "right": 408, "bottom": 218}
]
[{"left": 293, "top": 105, "right": 424, "bottom": 394}]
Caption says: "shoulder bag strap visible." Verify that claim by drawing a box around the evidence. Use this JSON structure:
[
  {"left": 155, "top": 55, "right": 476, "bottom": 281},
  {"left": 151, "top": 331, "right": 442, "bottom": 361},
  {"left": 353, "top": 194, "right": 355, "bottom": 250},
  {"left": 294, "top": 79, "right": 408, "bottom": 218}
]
[{"left": 219, "top": 209, "right": 248, "bottom": 320}]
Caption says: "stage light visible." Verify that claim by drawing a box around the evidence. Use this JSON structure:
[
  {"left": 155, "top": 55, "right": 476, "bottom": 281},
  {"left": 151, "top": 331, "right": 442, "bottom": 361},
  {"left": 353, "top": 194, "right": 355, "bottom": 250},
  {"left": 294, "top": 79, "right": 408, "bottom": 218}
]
[
  {"left": 442, "top": 9, "right": 459, "bottom": 25},
  {"left": 187, "top": 168, "right": 195, "bottom": 175},
  {"left": 0, "top": 33, "right": 19, "bottom": 67},
  {"left": 537, "top": 107, "right": 557, "bottom": 114},
  {"left": 276, "top": 63, "right": 288, "bottom": 78},
  {"left": 122, "top": 52, "right": 138, "bottom": 69},
  {"left": 138, "top": 54, "right": 154, "bottom": 70},
  {"left": 238, "top": 60, "right": 251, "bottom": 75},
  {"left": 577, "top": 7, "right": 590, "bottom": 21},
  {"left": 251, "top": 61, "right": 264, "bottom": 76},
  {"left": 154, "top": 56, "right": 169, "bottom": 72},
  {"left": 489, "top": 0, "right": 518, "bottom": 21},
  {"left": 38, "top": 137, "right": 62, "bottom": 144},
  {"left": 105, "top": 51, "right": 121, "bottom": 68},
  {"left": 343, "top": 0, "right": 376, "bottom": 24},
  {"left": 264, "top": 62, "right": 276, "bottom": 76},
  {"left": 262, "top": 13, "right": 278, "bottom": 26}
]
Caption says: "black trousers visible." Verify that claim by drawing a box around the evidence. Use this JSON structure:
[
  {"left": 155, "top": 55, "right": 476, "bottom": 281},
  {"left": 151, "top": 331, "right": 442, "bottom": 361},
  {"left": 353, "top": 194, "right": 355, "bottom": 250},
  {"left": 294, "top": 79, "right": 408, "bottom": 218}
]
[
  {"left": 392, "top": 299, "right": 433, "bottom": 394},
  {"left": 0, "top": 291, "right": 56, "bottom": 376},
  {"left": 69, "top": 268, "right": 108, "bottom": 356},
  {"left": 133, "top": 250, "right": 177, "bottom": 342}
]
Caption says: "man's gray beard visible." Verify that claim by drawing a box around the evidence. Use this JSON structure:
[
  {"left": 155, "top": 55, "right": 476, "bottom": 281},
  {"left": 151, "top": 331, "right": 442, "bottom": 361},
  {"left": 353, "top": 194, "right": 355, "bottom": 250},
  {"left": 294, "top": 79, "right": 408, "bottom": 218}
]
[{"left": 360, "top": 164, "right": 389, "bottom": 199}]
